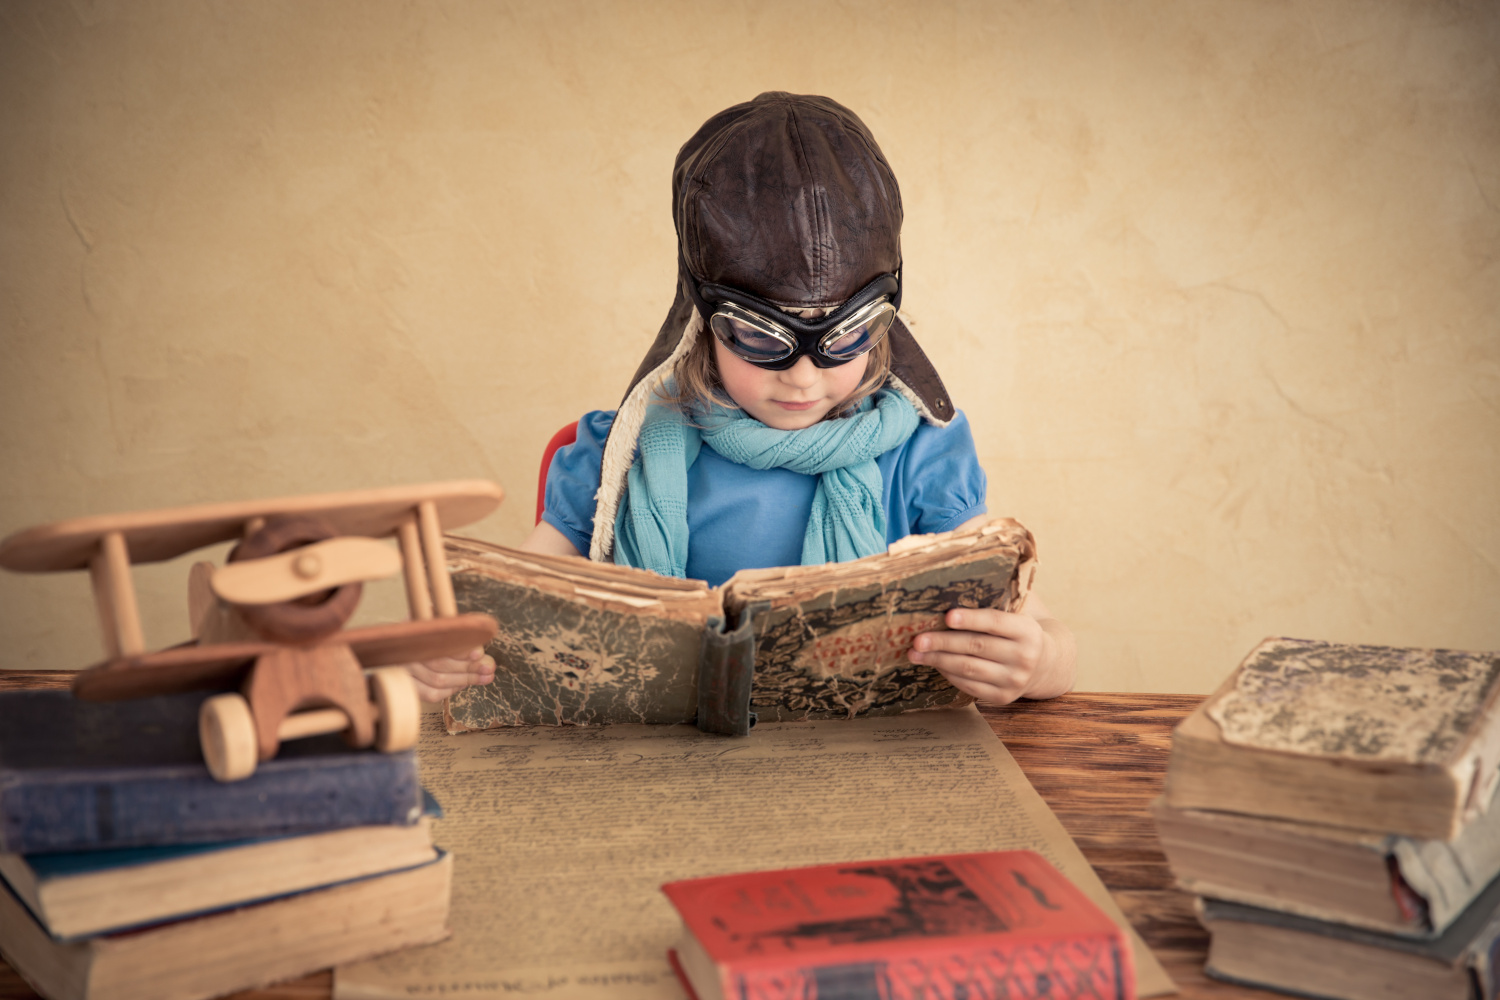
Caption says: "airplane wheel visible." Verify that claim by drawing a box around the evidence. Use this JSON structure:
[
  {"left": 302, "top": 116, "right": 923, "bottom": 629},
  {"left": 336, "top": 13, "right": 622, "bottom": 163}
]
[
  {"left": 370, "top": 667, "right": 420, "bottom": 753},
  {"left": 200, "top": 693, "right": 258, "bottom": 782}
]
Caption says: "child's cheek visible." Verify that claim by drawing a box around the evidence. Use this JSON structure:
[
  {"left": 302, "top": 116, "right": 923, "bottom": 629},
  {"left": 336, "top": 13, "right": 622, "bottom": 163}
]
[{"left": 712, "top": 339, "right": 772, "bottom": 410}]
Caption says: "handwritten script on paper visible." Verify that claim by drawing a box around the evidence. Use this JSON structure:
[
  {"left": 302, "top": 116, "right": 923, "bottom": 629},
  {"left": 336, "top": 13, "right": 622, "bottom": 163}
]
[{"left": 335, "top": 707, "right": 1173, "bottom": 998}]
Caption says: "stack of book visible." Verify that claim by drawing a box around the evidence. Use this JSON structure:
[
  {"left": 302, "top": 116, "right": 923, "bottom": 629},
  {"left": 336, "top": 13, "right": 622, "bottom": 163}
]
[
  {"left": 0, "top": 688, "right": 451, "bottom": 1000},
  {"left": 1156, "top": 636, "right": 1500, "bottom": 1000}
]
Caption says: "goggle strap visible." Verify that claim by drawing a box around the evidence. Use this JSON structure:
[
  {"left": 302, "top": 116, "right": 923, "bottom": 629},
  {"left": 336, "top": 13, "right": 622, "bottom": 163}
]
[
  {"left": 699, "top": 274, "right": 899, "bottom": 337},
  {"left": 678, "top": 252, "right": 902, "bottom": 336}
]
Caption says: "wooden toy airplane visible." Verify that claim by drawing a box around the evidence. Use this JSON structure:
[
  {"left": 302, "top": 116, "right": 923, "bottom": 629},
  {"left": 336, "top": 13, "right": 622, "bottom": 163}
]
[{"left": 0, "top": 480, "right": 504, "bottom": 781}]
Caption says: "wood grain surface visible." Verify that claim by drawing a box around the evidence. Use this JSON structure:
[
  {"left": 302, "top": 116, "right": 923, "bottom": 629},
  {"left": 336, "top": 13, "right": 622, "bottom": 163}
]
[
  {"left": 0, "top": 671, "right": 1284, "bottom": 999},
  {"left": 982, "top": 693, "right": 1284, "bottom": 997}
]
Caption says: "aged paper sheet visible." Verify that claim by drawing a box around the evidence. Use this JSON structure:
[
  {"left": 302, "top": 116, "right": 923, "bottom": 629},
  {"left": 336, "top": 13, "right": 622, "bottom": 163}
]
[{"left": 336, "top": 707, "right": 1174, "bottom": 998}]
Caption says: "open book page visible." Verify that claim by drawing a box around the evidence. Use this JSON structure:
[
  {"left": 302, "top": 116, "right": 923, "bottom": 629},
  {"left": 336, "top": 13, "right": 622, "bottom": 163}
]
[
  {"left": 335, "top": 706, "right": 1174, "bottom": 999},
  {"left": 446, "top": 536, "right": 721, "bottom": 617},
  {"left": 723, "top": 514, "right": 1035, "bottom": 601},
  {"left": 722, "top": 519, "right": 1035, "bottom": 723},
  {"left": 445, "top": 517, "right": 1038, "bottom": 732}
]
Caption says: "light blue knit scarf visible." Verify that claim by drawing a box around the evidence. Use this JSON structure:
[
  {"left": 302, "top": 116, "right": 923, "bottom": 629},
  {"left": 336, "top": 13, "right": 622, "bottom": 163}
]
[{"left": 613, "top": 388, "right": 921, "bottom": 578}]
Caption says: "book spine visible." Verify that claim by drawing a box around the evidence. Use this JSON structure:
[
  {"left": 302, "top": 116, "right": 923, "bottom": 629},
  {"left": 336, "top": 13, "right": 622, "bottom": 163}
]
[
  {"left": 695, "top": 603, "right": 763, "bottom": 737},
  {"left": 732, "top": 934, "right": 1133, "bottom": 1000},
  {"left": 0, "top": 751, "right": 422, "bottom": 853}
]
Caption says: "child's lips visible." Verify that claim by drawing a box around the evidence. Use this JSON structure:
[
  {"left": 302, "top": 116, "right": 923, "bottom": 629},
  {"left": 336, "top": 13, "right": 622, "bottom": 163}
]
[{"left": 774, "top": 399, "right": 819, "bottom": 411}]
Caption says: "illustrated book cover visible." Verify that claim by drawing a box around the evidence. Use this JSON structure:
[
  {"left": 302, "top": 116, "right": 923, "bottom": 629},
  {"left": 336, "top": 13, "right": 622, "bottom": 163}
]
[
  {"left": 1163, "top": 636, "right": 1500, "bottom": 840},
  {"left": 444, "top": 516, "right": 1036, "bottom": 736},
  {"left": 0, "top": 689, "right": 424, "bottom": 853},
  {"left": 660, "top": 849, "right": 1134, "bottom": 1000}
]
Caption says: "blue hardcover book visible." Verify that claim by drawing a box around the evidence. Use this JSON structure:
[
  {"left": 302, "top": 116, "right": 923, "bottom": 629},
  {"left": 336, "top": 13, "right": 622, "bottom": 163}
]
[
  {"left": 0, "top": 689, "right": 423, "bottom": 853},
  {"left": 0, "top": 791, "right": 442, "bottom": 939}
]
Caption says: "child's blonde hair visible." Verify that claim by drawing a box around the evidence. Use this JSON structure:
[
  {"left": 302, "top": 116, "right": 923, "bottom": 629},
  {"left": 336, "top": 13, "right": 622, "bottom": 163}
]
[{"left": 665, "top": 328, "right": 893, "bottom": 422}]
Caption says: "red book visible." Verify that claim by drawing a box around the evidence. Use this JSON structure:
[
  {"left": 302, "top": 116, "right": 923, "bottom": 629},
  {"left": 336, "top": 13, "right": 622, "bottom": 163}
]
[{"left": 662, "top": 850, "right": 1134, "bottom": 1000}]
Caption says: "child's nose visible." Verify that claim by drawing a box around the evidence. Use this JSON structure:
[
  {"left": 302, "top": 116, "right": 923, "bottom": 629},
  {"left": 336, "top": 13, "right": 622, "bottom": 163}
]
[{"left": 781, "top": 356, "right": 820, "bottom": 388}]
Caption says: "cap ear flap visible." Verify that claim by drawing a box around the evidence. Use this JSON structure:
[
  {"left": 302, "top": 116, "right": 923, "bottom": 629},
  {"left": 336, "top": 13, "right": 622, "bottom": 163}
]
[
  {"left": 886, "top": 316, "right": 953, "bottom": 426},
  {"left": 620, "top": 281, "right": 696, "bottom": 409},
  {"left": 595, "top": 288, "right": 703, "bottom": 562}
]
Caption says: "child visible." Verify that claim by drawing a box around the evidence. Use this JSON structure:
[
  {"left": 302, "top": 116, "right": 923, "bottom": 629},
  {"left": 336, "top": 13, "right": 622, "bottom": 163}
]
[{"left": 413, "top": 93, "right": 1075, "bottom": 706}]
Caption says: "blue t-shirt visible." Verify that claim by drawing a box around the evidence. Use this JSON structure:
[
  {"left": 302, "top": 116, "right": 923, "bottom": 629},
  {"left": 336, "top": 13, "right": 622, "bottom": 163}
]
[{"left": 543, "top": 410, "right": 987, "bottom": 587}]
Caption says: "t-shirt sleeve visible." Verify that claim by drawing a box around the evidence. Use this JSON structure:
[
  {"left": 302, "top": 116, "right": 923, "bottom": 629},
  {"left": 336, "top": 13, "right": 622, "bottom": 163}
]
[
  {"left": 540, "top": 410, "right": 615, "bottom": 557},
  {"left": 885, "top": 410, "right": 988, "bottom": 540}
]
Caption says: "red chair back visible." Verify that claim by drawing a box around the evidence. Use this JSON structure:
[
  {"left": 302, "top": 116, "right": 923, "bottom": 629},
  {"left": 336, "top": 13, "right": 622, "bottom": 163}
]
[{"left": 537, "top": 421, "right": 580, "bottom": 523}]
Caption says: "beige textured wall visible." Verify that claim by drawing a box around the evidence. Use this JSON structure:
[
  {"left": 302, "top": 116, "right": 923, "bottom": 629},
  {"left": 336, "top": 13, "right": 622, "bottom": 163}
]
[{"left": 2, "top": 1, "right": 1496, "bottom": 693}]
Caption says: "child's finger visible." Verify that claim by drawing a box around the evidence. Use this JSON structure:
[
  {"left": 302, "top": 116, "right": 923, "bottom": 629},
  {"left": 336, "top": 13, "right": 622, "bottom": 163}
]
[
  {"left": 470, "top": 655, "right": 496, "bottom": 684},
  {"left": 404, "top": 657, "right": 494, "bottom": 693},
  {"left": 426, "top": 651, "right": 490, "bottom": 676},
  {"left": 410, "top": 678, "right": 448, "bottom": 703},
  {"left": 944, "top": 608, "right": 1035, "bottom": 639},
  {"left": 913, "top": 646, "right": 1023, "bottom": 692},
  {"left": 926, "top": 659, "right": 1025, "bottom": 705},
  {"left": 911, "top": 628, "right": 1013, "bottom": 665}
]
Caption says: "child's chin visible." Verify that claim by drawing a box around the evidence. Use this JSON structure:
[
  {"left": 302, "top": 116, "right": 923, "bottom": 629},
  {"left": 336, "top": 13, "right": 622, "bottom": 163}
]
[{"left": 755, "top": 406, "right": 829, "bottom": 430}]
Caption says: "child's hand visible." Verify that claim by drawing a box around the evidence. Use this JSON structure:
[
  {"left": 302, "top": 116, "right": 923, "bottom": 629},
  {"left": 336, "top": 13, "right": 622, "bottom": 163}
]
[
  {"left": 908, "top": 598, "right": 1075, "bottom": 705},
  {"left": 403, "top": 647, "right": 496, "bottom": 703}
]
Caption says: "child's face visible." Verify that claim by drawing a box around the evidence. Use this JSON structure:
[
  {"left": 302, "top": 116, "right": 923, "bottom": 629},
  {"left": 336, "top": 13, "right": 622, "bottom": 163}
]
[{"left": 713, "top": 338, "right": 870, "bottom": 430}]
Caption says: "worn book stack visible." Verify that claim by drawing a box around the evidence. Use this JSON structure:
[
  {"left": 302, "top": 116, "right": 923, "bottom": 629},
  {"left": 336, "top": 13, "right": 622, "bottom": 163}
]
[
  {"left": 0, "top": 688, "right": 451, "bottom": 1000},
  {"left": 444, "top": 515, "right": 1036, "bottom": 736},
  {"left": 1157, "top": 636, "right": 1500, "bottom": 1000}
]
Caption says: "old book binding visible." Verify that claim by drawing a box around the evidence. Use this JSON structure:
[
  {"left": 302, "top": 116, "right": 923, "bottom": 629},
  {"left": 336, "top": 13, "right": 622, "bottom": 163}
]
[
  {"left": 0, "top": 793, "right": 439, "bottom": 940},
  {"left": 1152, "top": 794, "right": 1500, "bottom": 937},
  {"left": 1198, "top": 868, "right": 1500, "bottom": 1000},
  {"left": 661, "top": 850, "right": 1134, "bottom": 1000},
  {"left": 0, "top": 850, "right": 451, "bottom": 1000},
  {"left": 445, "top": 517, "right": 1036, "bottom": 736},
  {"left": 0, "top": 690, "right": 424, "bottom": 853},
  {"left": 1163, "top": 637, "right": 1500, "bottom": 840}
]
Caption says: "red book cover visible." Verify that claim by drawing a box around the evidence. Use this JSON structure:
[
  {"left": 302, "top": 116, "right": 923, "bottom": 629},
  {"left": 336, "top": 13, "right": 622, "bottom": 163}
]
[{"left": 662, "top": 850, "right": 1134, "bottom": 1000}]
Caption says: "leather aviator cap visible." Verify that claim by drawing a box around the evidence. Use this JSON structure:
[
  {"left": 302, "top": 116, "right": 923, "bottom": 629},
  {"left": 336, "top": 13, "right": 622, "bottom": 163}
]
[{"left": 592, "top": 93, "right": 955, "bottom": 562}]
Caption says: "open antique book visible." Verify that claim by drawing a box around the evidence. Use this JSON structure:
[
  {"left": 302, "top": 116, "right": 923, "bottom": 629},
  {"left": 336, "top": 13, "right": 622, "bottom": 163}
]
[{"left": 443, "top": 517, "right": 1036, "bottom": 735}]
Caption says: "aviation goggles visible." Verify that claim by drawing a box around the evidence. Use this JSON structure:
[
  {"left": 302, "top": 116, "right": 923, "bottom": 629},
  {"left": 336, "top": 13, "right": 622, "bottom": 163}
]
[{"left": 683, "top": 265, "right": 902, "bottom": 371}]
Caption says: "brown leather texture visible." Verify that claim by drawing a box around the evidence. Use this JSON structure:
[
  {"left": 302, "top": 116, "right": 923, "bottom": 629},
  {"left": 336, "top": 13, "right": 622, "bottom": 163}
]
[
  {"left": 886, "top": 317, "right": 953, "bottom": 424},
  {"left": 622, "top": 282, "right": 696, "bottom": 405},
  {"left": 673, "top": 92, "right": 902, "bottom": 309}
]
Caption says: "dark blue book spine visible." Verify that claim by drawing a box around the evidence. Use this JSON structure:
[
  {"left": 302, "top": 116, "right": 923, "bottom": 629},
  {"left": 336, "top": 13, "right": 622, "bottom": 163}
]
[{"left": 0, "top": 690, "right": 423, "bottom": 853}]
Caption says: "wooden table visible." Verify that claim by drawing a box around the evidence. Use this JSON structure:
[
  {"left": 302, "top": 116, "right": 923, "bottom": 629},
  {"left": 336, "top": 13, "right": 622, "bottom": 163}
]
[{"left": 0, "top": 672, "right": 1281, "bottom": 999}]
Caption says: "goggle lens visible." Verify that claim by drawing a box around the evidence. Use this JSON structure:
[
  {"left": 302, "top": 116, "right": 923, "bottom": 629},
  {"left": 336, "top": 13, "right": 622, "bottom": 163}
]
[
  {"left": 710, "top": 299, "right": 895, "bottom": 369},
  {"left": 820, "top": 302, "right": 896, "bottom": 362},
  {"left": 710, "top": 312, "right": 794, "bottom": 363}
]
